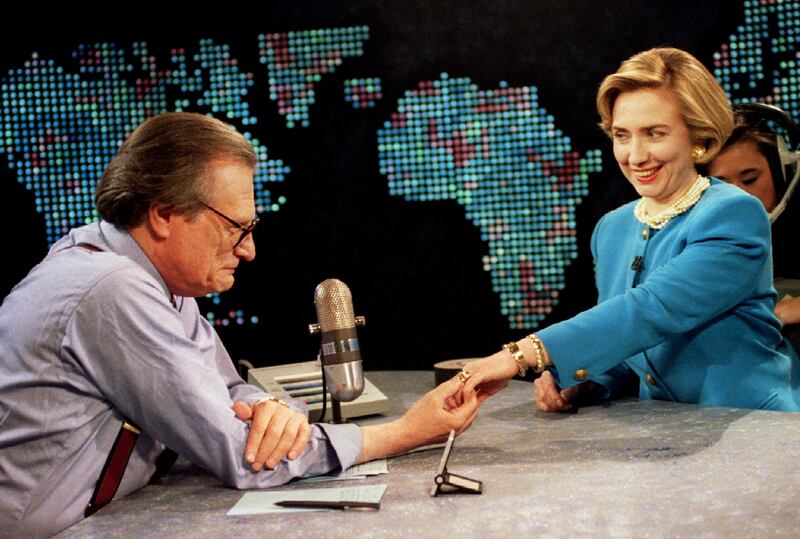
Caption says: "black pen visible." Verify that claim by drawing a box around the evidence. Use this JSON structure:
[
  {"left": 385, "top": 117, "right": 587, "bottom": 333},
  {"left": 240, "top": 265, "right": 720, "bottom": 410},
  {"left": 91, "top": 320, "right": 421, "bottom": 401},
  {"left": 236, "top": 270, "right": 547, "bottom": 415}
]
[{"left": 274, "top": 500, "right": 380, "bottom": 511}]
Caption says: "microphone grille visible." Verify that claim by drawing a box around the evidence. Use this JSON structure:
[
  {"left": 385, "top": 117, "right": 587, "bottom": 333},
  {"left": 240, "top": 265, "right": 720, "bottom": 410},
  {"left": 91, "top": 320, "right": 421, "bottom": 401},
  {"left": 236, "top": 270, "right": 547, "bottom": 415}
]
[{"left": 314, "top": 279, "right": 355, "bottom": 331}]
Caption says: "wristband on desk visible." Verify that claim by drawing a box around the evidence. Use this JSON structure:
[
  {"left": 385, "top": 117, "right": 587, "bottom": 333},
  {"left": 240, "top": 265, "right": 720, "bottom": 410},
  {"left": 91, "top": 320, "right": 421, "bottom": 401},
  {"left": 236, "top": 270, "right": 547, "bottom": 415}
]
[
  {"left": 527, "top": 334, "right": 547, "bottom": 374},
  {"left": 503, "top": 341, "right": 527, "bottom": 377}
]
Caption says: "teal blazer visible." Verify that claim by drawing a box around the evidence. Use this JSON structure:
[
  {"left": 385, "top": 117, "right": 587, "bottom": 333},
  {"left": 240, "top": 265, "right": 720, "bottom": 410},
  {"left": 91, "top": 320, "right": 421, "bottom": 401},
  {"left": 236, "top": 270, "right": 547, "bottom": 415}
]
[{"left": 540, "top": 179, "right": 800, "bottom": 411}]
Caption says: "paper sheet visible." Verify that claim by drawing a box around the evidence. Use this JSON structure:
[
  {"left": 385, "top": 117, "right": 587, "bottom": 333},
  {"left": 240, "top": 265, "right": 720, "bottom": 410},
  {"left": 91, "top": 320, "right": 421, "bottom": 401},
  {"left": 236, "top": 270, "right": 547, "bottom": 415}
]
[
  {"left": 227, "top": 484, "right": 388, "bottom": 515},
  {"left": 295, "top": 459, "right": 388, "bottom": 484}
]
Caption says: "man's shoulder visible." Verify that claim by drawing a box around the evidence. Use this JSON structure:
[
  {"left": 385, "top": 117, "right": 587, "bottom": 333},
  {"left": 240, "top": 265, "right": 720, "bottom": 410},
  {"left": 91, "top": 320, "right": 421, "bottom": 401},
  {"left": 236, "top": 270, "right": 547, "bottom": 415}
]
[
  {"left": 76, "top": 253, "right": 174, "bottom": 314},
  {"left": 51, "top": 245, "right": 151, "bottom": 286},
  {"left": 9, "top": 245, "right": 162, "bottom": 315}
]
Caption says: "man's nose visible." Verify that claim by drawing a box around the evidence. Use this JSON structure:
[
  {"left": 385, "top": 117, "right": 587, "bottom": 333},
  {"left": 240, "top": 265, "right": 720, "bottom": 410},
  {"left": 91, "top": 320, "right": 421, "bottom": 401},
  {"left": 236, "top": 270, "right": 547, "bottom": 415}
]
[{"left": 234, "top": 233, "right": 256, "bottom": 261}]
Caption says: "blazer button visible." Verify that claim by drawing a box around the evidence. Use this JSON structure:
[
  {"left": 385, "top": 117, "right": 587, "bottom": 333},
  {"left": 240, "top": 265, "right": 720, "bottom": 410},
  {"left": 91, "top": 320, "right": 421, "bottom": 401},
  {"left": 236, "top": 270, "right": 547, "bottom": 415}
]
[
  {"left": 574, "top": 369, "right": 588, "bottom": 381},
  {"left": 646, "top": 373, "right": 655, "bottom": 385}
]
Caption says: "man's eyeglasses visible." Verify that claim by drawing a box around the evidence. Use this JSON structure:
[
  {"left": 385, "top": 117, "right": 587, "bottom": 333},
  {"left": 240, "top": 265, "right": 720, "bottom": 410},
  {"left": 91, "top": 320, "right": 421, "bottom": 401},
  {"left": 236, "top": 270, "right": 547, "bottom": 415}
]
[{"left": 201, "top": 203, "right": 259, "bottom": 248}]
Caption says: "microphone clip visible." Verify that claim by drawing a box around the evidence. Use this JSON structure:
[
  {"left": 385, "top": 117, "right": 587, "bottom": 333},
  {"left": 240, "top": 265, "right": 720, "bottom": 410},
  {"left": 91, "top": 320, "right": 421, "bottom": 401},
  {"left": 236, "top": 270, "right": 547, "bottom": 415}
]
[{"left": 309, "top": 316, "right": 365, "bottom": 335}]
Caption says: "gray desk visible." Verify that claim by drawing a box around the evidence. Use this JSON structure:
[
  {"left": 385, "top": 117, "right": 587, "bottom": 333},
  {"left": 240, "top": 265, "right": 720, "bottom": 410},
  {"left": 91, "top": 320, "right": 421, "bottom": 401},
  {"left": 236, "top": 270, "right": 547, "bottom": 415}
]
[{"left": 59, "top": 371, "right": 800, "bottom": 538}]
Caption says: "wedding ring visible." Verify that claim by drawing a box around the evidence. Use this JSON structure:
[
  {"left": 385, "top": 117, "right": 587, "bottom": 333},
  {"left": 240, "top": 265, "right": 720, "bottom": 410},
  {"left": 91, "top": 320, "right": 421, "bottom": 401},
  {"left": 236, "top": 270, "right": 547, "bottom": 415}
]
[{"left": 456, "top": 370, "right": 471, "bottom": 384}]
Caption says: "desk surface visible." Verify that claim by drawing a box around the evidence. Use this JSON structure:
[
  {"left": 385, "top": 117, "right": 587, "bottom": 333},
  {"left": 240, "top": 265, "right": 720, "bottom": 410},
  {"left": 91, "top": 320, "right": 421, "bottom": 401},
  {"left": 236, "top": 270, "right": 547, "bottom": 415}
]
[{"left": 59, "top": 371, "right": 800, "bottom": 538}]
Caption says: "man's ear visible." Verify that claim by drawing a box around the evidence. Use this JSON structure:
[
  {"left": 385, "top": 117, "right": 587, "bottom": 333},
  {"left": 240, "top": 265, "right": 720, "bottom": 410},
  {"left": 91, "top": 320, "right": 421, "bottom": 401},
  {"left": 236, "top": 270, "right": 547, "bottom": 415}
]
[{"left": 146, "top": 202, "right": 177, "bottom": 240}]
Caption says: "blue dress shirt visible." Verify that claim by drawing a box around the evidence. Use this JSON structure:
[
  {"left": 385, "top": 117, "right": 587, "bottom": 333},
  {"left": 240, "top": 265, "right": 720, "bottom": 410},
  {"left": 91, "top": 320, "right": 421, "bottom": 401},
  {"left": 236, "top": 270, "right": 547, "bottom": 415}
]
[{"left": 0, "top": 221, "right": 361, "bottom": 538}]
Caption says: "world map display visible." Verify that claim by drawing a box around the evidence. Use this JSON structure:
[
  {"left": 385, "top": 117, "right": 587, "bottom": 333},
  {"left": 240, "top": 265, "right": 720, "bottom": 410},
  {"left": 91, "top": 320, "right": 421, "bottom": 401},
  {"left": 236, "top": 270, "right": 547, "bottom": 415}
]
[
  {"left": 714, "top": 0, "right": 800, "bottom": 120},
  {"left": 1, "top": 0, "right": 798, "bottom": 333}
]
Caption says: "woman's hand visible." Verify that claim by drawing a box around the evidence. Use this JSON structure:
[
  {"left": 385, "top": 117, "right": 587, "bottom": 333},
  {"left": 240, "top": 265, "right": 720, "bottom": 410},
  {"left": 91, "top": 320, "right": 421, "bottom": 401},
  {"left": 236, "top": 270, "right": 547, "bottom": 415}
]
[
  {"left": 775, "top": 295, "right": 800, "bottom": 327},
  {"left": 534, "top": 371, "right": 601, "bottom": 412},
  {"left": 461, "top": 350, "right": 519, "bottom": 403}
]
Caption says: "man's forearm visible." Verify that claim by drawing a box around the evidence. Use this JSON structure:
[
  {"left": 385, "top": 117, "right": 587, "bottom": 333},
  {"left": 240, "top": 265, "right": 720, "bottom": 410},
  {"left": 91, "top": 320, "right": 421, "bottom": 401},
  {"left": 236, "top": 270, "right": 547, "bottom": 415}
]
[
  {"left": 356, "top": 418, "right": 416, "bottom": 464},
  {"left": 355, "top": 376, "right": 480, "bottom": 464}
]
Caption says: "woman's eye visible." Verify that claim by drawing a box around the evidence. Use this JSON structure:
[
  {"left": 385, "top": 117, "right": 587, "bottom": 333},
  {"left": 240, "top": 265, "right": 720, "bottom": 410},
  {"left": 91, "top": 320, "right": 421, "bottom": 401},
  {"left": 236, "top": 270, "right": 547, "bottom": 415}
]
[{"left": 743, "top": 176, "right": 758, "bottom": 186}]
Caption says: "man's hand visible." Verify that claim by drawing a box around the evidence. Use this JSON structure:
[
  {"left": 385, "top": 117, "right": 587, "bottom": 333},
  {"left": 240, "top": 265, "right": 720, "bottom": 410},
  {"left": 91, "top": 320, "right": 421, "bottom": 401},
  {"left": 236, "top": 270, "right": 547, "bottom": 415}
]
[
  {"left": 232, "top": 398, "right": 311, "bottom": 472},
  {"left": 400, "top": 375, "right": 481, "bottom": 442},
  {"left": 356, "top": 376, "right": 481, "bottom": 464}
]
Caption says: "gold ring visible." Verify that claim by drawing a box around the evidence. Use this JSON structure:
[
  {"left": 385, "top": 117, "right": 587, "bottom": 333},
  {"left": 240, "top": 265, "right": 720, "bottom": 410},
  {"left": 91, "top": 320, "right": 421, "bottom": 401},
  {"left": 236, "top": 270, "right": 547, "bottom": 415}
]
[{"left": 456, "top": 370, "right": 471, "bottom": 384}]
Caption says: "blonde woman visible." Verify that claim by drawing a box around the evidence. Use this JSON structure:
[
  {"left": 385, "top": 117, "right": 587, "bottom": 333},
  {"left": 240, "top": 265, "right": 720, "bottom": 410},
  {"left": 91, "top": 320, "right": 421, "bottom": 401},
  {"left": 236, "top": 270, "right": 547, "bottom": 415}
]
[{"left": 462, "top": 48, "right": 800, "bottom": 412}]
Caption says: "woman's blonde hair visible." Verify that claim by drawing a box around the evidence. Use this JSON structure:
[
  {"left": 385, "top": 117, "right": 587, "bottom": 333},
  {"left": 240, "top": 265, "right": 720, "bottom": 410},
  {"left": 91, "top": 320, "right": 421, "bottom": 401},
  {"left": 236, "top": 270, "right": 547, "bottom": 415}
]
[{"left": 596, "top": 47, "right": 733, "bottom": 164}]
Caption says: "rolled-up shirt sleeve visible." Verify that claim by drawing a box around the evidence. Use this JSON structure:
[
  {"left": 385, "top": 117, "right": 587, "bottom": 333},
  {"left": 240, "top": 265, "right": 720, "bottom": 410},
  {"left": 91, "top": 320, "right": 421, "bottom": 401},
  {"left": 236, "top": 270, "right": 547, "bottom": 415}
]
[
  {"left": 200, "top": 309, "right": 310, "bottom": 416},
  {"left": 62, "top": 264, "right": 361, "bottom": 488}
]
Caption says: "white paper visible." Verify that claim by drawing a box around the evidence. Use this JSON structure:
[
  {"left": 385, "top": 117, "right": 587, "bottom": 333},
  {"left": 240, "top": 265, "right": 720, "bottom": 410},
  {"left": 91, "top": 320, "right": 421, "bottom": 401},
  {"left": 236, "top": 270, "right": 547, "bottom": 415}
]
[
  {"left": 227, "top": 484, "right": 388, "bottom": 515},
  {"left": 295, "top": 459, "right": 388, "bottom": 484}
]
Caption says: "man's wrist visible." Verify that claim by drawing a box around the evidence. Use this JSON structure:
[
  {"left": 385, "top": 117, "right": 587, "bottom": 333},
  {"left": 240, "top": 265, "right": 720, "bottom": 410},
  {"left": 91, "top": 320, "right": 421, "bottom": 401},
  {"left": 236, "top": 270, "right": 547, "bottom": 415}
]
[
  {"left": 356, "top": 417, "right": 418, "bottom": 465},
  {"left": 254, "top": 396, "right": 291, "bottom": 409}
]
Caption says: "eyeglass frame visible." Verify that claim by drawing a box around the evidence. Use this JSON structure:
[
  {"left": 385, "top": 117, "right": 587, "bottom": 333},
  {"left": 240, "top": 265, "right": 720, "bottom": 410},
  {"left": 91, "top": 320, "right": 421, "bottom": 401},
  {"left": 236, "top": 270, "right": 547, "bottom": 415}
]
[{"left": 201, "top": 202, "right": 260, "bottom": 248}]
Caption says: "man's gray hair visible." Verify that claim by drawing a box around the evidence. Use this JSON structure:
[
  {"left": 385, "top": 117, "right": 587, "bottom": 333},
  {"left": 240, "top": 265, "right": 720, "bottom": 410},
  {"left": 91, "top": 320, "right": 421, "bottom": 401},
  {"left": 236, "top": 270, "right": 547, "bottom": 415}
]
[{"left": 96, "top": 112, "right": 257, "bottom": 228}]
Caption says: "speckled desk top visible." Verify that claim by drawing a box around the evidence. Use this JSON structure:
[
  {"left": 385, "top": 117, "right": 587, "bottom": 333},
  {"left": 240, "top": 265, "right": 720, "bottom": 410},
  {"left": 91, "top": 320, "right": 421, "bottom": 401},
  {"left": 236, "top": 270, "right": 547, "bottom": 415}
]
[{"left": 59, "top": 371, "right": 800, "bottom": 538}]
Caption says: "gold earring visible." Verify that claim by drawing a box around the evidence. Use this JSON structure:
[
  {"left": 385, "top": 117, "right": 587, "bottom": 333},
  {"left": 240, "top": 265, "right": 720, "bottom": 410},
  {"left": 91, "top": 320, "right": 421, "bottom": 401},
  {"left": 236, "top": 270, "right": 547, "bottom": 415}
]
[{"left": 692, "top": 145, "right": 706, "bottom": 161}]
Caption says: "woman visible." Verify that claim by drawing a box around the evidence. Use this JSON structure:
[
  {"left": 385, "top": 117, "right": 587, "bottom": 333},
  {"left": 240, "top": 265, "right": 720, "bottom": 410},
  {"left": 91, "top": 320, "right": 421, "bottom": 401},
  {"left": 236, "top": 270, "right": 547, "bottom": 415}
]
[
  {"left": 706, "top": 104, "right": 800, "bottom": 328},
  {"left": 461, "top": 48, "right": 800, "bottom": 412}
]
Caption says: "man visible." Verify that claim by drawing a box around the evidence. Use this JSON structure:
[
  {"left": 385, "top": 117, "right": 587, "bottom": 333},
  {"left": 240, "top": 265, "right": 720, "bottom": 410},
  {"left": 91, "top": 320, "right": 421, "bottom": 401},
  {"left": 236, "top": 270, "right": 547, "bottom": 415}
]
[{"left": 0, "top": 113, "right": 479, "bottom": 538}]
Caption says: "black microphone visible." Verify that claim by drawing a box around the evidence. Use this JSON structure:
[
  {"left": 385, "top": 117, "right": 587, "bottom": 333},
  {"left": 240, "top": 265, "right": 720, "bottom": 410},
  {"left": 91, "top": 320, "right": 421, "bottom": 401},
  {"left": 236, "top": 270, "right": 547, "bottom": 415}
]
[
  {"left": 308, "top": 279, "right": 365, "bottom": 403},
  {"left": 631, "top": 256, "right": 644, "bottom": 272}
]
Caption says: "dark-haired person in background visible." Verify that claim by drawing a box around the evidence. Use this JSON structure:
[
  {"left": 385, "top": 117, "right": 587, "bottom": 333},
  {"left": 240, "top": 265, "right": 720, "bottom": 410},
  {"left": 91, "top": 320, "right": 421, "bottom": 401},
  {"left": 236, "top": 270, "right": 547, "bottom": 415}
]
[
  {"left": 0, "top": 112, "right": 479, "bottom": 538},
  {"left": 707, "top": 103, "right": 800, "bottom": 337},
  {"left": 459, "top": 48, "right": 800, "bottom": 413}
]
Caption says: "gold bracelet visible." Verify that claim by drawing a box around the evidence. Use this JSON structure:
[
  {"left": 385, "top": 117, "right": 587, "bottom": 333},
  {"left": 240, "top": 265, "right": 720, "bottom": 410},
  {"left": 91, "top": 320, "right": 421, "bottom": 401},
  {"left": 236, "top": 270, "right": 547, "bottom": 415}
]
[
  {"left": 256, "top": 396, "right": 290, "bottom": 409},
  {"left": 527, "top": 334, "right": 546, "bottom": 374},
  {"left": 503, "top": 341, "right": 527, "bottom": 377}
]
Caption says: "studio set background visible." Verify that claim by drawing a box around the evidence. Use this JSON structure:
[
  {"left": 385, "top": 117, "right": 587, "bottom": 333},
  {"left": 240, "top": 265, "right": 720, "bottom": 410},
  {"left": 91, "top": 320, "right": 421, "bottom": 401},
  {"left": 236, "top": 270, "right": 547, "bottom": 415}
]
[{"left": 1, "top": 0, "right": 797, "bottom": 370}]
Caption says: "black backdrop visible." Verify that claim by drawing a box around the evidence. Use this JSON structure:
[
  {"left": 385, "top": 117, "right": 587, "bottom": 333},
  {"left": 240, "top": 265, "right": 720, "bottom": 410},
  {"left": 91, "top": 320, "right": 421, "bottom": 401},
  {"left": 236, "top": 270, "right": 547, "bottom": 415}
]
[{"left": 0, "top": 1, "right": 742, "bottom": 369}]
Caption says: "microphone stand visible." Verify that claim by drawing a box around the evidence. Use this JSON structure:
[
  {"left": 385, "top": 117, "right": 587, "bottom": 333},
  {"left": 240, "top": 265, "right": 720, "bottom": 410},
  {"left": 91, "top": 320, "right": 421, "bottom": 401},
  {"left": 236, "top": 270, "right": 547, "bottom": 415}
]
[
  {"left": 331, "top": 399, "right": 344, "bottom": 424},
  {"left": 316, "top": 354, "right": 345, "bottom": 424}
]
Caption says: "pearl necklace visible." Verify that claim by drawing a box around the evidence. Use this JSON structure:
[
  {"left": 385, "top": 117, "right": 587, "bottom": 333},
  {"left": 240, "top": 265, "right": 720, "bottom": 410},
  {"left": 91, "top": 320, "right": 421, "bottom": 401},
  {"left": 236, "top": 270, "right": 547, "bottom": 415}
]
[{"left": 633, "top": 175, "right": 711, "bottom": 230}]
